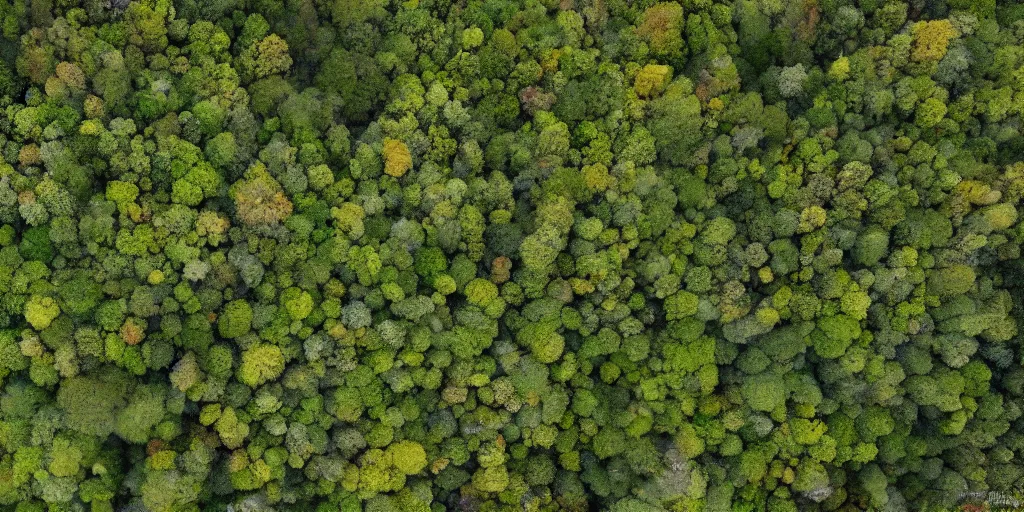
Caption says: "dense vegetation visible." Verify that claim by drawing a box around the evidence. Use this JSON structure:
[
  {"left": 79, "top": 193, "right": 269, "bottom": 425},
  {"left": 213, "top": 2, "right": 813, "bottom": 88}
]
[{"left": 0, "top": 0, "right": 1022, "bottom": 510}]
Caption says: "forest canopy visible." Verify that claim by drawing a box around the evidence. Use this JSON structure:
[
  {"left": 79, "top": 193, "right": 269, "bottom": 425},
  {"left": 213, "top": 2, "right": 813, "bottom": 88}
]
[{"left": 0, "top": 0, "right": 1021, "bottom": 511}]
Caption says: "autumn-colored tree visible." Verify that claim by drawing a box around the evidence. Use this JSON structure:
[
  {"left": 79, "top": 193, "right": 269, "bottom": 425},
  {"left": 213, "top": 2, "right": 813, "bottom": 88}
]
[
  {"left": 383, "top": 138, "right": 412, "bottom": 177},
  {"left": 636, "top": 3, "right": 685, "bottom": 60},
  {"left": 232, "top": 163, "right": 293, "bottom": 226},
  {"left": 911, "top": 20, "right": 957, "bottom": 62}
]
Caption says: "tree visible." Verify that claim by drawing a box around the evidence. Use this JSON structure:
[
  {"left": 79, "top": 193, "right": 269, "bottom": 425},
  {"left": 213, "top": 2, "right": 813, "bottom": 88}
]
[
  {"left": 232, "top": 164, "right": 293, "bottom": 226},
  {"left": 634, "top": 64, "right": 672, "bottom": 99},
  {"left": 636, "top": 3, "right": 685, "bottom": 61},
  {"left": 218, "top": 300, "right": 253, "bottom": 339},
  {"left": 854, "top": 228, "right": 889, "bottom": 266},
  {"left": 238, "top": 343, "right": 285, "bottom": 388},
  {"left": 387, "top": 441, "right": 427, "bottom": 475},
  {"left": 910, "top": 20, "right": 956, "bottom": 62},
  {"left": 742, "top": 373, "right": 786, "bottom": 412},
  {"left": 57, "top": 374, "right": 128, "bottom": 437},
  {"left": 24, "top": 296, "right": 59, "bottom": 330},
  {"left": 814, "top": 314, "right": 861, "bottom": 359},
  {"left": 778, "top": 64, "right": 807, "bottom": 98},
  {"left": 239, "top": 34, "right": 293, "bottom": 82},
  {"left": 648, "top": 79, "right": 703, "bottom": 166},
  {"left": 927, "top": 265, "right": 976, "bottom": 298},
  {"left": 383, "top": 138, "right": 412, "bottom": 178}
]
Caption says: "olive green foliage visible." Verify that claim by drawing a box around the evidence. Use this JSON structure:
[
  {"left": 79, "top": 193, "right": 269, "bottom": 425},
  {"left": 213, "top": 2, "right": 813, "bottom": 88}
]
[{"left": 0, "top": 0, "right": 1022, "bottom": 511}]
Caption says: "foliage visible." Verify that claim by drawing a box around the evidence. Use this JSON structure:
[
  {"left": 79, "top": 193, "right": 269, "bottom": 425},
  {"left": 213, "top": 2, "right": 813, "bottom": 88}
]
[{"left": 0, "top": 1, "right": 1021, "bottom": 511}]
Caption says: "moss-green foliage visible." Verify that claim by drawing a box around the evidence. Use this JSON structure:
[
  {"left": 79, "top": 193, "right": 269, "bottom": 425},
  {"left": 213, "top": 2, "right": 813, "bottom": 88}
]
[
  {"left": 0, "top": 1, "right": 1022, "bottom": 511},
  {"left": 217, "top": 299, "right": 252, "bottom": 339}
]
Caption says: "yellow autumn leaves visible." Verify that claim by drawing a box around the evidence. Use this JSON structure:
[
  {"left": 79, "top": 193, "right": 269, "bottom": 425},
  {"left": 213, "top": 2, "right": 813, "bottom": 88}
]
[{"left": 383, "top": 138, "right": 412, "bottom": 177}]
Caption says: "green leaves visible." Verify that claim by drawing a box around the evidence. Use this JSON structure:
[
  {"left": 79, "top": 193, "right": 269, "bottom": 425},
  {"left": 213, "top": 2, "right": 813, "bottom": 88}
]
[
  {"left": 742, "top": 373, "right": 786, "bottom": 412},
  {"left": 237, "top": 343, "right": 285, "bottom": 388},
  {"left": 1, "top": 1, "right": 1022, "bottom": 510},
  {"left": 217, "top": 300, "right": 253, "bottom": 339},
  {"left": 24, "top": 295, "right": 60, "bottom": 331},
  {"left": 813, "top": 314, "right": 861, "bottom": 359}
]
